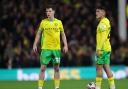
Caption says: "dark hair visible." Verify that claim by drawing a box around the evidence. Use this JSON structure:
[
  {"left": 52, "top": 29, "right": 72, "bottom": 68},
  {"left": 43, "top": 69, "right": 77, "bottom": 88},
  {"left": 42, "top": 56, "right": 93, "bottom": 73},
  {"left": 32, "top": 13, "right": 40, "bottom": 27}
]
[
  {"left": 96, "top": 6, "right": 113, "bottom": 26},
  {"left": 96, "top": 6, "right": 106, "bottom": 11},
  {"left": 46, "top": 4, "right": 56, "bottom": 11},
  {"left": 96, "top": 6, "right": 109, "bottom": 17}
]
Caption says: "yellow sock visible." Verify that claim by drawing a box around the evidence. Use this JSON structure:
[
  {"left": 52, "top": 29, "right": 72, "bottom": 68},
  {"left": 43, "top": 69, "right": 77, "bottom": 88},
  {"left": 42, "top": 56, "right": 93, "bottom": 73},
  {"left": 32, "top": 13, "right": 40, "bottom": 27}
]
[
  {"left": 108, "top": 77, "right": 115, "bottom": 89},
  {"left": 54, "top": 79, "right": 60, "bottom": 88},
  {"left": 96, "top": 77, "right": 102, "bottom": 89},
  {"left": 38, "top": 80, "right": 44, "bottom": 88}
]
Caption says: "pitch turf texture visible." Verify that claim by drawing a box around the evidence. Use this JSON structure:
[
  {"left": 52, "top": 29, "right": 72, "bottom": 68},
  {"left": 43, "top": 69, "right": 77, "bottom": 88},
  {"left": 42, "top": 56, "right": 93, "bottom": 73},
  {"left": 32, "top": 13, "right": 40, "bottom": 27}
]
[{"left": 0, "top": 79, "right": 127, "bottom": 89}]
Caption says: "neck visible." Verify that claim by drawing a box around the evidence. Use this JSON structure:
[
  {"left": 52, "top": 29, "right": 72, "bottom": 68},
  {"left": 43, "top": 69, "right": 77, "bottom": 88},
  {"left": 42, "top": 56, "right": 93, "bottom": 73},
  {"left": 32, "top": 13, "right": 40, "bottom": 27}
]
[
  {"left": 100, "top": 16, "right": 105, "bottom": 21},
  {"left": 48, "top": 17, "right": 54, "bottom": 21}
]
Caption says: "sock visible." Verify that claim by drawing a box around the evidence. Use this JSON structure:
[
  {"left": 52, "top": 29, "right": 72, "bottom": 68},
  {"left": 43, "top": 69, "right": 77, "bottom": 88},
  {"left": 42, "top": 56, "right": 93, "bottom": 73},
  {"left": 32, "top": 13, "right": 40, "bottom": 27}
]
[
  {"left": 54, "top": 79, "right": 60, "bottom": 88},
  {"left": 38, "top": 80, "right": 44, "bottom": 89},
  {"left": 96, "top": 77, "right": 102, "bottom": 89},
  {"left": 108, "top": 77, "right": 115, "bottom": 89}
]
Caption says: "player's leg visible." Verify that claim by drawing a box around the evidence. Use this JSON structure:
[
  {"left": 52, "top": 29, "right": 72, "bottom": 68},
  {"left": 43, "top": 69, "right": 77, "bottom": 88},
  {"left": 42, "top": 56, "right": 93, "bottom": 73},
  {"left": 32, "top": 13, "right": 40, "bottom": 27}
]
[
  {"left": 38, "top": 49, "right": 52, "bottom": 89},
  {"left": 52, "top": 50, "right": 61, "bottom": 89},
  {"left": 96, "top": 52, "right": 105, "bottom": 89},
  {"left": 103, "top": 52, "right": 115, "bottom": 89},
  {"left": 38, "top": 65, "right": 47, "bottom": 89},
  {"left": 103, "top": 64, "right": 115, "bottom": 89},
  {"left": 53, "top": 64, "right": 60, "bottom": 89},
  {"left": 96, "top": 64, "right": 103, "bottom": 89}
]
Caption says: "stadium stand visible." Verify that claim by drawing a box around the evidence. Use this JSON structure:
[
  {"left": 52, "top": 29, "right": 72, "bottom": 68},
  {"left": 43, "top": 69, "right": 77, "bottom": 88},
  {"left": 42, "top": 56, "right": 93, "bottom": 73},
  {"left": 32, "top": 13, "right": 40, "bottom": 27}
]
[{"left": 0, "top": 0, "right": 128, "bottom": 68}]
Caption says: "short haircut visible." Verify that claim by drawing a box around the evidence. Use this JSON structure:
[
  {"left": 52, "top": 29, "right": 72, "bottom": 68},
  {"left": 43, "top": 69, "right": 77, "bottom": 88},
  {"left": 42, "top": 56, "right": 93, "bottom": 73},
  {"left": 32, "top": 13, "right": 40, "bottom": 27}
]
[
  {"left": 46, "top": 4, "right": 56, "bottom": 11},
  {"left": 97, "top": 6, "right": 106, "bottom": 11},
  {"left": 96, "top": 6, "right": 107, "bottom": 16}
]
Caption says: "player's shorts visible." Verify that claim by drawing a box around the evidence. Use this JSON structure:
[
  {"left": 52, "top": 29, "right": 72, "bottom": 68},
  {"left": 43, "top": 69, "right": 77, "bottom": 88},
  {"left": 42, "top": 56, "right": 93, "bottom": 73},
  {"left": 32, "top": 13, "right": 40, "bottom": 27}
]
[
  {"left": 96, "top": 51, "right": 111, "bottom": 64},
  {"left": 40, "top": 49, "right": 61, "bottom": 65}
]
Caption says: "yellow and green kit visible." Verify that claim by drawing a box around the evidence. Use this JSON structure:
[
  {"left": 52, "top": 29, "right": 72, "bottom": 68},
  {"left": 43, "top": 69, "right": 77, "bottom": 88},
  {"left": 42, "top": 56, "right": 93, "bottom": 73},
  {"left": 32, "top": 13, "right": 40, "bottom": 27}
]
[
  {"left": 96, "top": 18, "right": 111, "bottom": 64},
  {"left": 38, "top": 18, "right": 64, "bottom": 65}
]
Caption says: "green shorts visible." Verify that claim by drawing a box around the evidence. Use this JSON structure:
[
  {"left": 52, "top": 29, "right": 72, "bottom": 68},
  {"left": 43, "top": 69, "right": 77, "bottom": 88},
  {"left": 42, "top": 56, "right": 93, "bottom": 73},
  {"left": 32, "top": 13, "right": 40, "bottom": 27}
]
[
  {"left": 40, "top": 49, "right": 61, "bottom": 65},
  {"left": 96, "top": 51, "right": 111, "bottom": 64}
]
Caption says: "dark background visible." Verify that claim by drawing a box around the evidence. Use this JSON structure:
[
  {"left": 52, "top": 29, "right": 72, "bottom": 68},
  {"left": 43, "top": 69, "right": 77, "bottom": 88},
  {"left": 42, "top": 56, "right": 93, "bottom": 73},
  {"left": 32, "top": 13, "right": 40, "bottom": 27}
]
[{"left": 0, "top": 0, "right": 128, "bottom": 69}]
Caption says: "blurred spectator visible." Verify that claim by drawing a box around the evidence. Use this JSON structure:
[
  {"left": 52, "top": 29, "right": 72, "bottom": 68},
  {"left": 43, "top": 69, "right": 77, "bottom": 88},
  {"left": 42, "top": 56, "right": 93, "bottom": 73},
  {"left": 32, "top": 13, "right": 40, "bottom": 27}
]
[{"left": 0, "top": 0, "right": 127, "bottom": 68}]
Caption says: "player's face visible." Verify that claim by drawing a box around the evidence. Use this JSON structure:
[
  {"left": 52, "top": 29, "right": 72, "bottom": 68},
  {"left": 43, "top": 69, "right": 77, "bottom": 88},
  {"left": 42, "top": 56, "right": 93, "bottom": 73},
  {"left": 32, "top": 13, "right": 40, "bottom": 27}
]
[
  {"left": 96, "top": 9, "right": 105, "bottom": 19},
  {"left": 46, "top": 8, "right": 55, "bottom": 18}
]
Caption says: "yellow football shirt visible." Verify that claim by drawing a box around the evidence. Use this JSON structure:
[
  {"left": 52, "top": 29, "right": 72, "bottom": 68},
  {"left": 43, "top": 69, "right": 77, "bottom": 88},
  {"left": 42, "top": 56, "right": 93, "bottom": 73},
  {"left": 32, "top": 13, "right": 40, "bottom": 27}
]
[
  {"left": 39, "top": 18, "right": 64, "bottom": 50},
  {"left": 96, "top": 18, "right": 111, "bottom": 52}
]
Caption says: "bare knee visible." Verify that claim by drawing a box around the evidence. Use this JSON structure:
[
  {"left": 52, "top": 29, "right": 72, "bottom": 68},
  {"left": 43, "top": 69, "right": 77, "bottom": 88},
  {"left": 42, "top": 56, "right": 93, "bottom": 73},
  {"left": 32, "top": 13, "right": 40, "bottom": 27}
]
[
  {"left": 96, "top": 65, "right": 103, "bottom": 77},
  {"left": 103, "top": 64, "right": 113, "bottom": 78},
  {"left": 40, "top": 66, "right": 46, "bottom": 72},
  {"left": 54, "top": 65, "right": 59, "bottom": 72}
]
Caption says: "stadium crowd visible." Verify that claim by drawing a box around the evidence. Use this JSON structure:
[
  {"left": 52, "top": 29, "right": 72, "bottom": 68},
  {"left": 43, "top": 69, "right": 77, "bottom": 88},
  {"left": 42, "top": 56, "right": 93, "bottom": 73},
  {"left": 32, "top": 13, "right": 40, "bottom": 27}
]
[{"left": 0, "top": 0, "right": 128, "bottom": 69}]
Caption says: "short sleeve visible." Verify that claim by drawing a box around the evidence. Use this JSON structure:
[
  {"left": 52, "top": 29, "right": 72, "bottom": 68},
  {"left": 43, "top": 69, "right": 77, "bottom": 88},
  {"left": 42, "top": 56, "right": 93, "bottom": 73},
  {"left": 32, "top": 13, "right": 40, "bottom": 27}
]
[
  {"left": 38, "top": 20, "right": 44, "bottom": 31},
  {"left": 59, "top": 21, "right": 64, "bottom": 31},
  {"left": 99, "top": 23, "right": 107, "bottom": 32}
]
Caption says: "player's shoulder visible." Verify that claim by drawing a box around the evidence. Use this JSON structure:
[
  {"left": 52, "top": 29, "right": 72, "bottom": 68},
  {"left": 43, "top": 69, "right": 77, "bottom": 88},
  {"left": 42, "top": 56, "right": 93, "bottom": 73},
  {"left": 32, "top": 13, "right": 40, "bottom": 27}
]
[
  {"left": 39, "top": 18, "right": 48, "bottom": 25},
  {"left": 99, "top": 18, "right": 110, "bottom": 29},
  {"left": 54, "top": 18, "right": 62, "bottom": 23},
  {"left": 41, "top": 18, "right": 48, "bottom": 22},
  {"left": 101, "top": 18, "right": 110, "bottom": 24}
]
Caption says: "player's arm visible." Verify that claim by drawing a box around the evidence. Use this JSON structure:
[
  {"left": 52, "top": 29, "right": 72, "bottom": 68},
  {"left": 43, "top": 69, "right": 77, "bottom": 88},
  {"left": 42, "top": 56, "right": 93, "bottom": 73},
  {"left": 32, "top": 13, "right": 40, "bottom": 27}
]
[
  {"left": 59, "top": 21, "right": 68, "bottom": 53},
  {"left": 33, "top": 29, "right": 42, "bottom": 55},
  {"left": 97, "top": 23, "right": 108, "bottom": 56},
  {"left": 61, "top": 31, "right": 68, "bottom": 53}
]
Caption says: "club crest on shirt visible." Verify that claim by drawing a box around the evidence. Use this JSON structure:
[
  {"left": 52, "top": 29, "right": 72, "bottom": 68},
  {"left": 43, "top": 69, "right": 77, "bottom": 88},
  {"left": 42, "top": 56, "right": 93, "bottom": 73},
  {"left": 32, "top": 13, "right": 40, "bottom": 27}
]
[
  {"left": 100, "top": 24, "right": 106, "bottom": 29},
  {"left": 54, "top": 23, "right": 58, "bottom": 26}
]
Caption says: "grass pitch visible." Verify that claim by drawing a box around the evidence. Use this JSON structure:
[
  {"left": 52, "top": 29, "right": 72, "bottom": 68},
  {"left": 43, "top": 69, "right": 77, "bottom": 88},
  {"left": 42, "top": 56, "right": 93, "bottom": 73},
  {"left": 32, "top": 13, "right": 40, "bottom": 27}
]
[{"left": 0, "top": 79, "right": 127, "bottom": 89}]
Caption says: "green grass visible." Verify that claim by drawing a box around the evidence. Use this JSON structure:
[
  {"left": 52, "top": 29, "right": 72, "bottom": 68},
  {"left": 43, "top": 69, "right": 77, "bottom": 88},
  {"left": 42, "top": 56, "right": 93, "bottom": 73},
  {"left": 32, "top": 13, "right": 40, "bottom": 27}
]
[{"left": 0, "top": 79, "right": 127, "bottom": 89}]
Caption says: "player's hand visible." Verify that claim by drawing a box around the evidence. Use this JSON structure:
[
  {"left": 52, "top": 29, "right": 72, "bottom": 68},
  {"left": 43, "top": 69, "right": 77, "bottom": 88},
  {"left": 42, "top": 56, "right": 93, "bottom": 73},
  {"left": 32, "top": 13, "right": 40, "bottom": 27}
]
[
  {"left": 63, "top": 45, "right": 68, "bottom": 53},
  {"left": 33, "top": 44, "right": 38, "bottom": 55},
  {"left": 96, "top": 50, "right": 103, "bottom": 58}
]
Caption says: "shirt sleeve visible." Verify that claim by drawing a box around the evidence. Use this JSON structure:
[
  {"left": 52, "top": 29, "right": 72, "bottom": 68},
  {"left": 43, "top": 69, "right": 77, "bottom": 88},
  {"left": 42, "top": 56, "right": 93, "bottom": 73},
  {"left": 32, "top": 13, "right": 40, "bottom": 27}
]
[
  {"left": 59, "top": 21, "right": 64, "bottom": 32},
  {"left": 99, "top": 23, "right": 108, "bottom": 32},
  {"left": 38, "top": 21, "right": 44, "bottom": 31}
]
